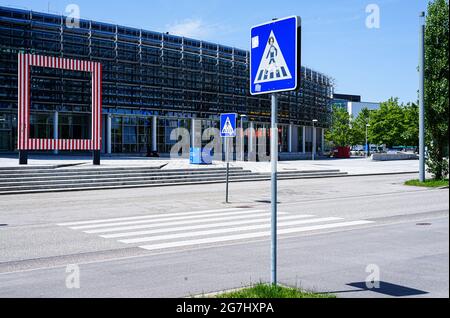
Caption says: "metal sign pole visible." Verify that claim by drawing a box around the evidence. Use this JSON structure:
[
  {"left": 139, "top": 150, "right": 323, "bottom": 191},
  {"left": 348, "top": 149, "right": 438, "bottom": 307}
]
[
  {"left": 419, "top": 12, "right": 426, "bottom": 183},
  {"left": 366, "top": 125, "right": 369, "bottom": 158},
  {"left": 250, "top": 16, "right": 300, "bottom": 288},
  {"left": 221, "top": 113, "right": 237, "bottom": 204},
  {"left": 271, "top": 93, "right": 278, "bottom": 286},
  {"left": 226, "top": 137, "right": 230, "bottom": 203}
]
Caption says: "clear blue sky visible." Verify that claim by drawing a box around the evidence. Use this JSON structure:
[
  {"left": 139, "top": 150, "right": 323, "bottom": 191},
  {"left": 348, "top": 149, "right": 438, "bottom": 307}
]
[{"left": 1, "top": 0, "right": 429, "bottom": 103}]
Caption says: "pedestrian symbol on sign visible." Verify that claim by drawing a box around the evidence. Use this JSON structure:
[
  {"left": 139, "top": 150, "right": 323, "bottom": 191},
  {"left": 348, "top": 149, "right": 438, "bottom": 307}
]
[
  {"left": 254, "top": 31, "right": 292, "bottom": 84},
  {"left": 221, "top": 117, "right": 235, "bottom": 136},
  {"left": 220, "top": 113, "right": 237, "bottom": 204},
  {"left": 220, "top": 113, "right": 237, "bottom": 138}
]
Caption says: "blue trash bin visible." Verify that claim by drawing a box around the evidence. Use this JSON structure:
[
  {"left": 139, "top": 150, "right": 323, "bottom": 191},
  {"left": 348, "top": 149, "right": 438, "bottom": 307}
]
[{"left": 190, "top": 147, "right": 213, "bottom": 165}]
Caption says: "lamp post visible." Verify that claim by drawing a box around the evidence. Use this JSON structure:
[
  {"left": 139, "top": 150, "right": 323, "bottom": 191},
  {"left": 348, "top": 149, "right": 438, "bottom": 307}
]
[
  {"left": 366, "top": 123, "right": 371, "bottom": 158},
  {"left": 312, "top": 119, "right": 318, "bottom": 161}
]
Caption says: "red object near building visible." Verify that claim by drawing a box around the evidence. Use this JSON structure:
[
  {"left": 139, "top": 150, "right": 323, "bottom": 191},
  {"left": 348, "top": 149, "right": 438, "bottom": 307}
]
[
  {"left": 17, "top": 53, "right": 102, "bottom": 152},
  {"left": 335, "top": 146, "right": 351, "bottom": 158}
]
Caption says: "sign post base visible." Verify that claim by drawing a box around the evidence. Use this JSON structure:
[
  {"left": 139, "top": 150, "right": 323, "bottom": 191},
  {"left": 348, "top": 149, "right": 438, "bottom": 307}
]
[
  {"left": 19, "top": 151, "right": 28, "bottom": 165},
  {"left": 93, "top": 150, "right": 101, "bottom": 166}
]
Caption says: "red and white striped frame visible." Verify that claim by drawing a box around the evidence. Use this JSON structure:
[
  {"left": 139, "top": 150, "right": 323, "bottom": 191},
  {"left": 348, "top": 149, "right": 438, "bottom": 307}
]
[{"left": 17, "top": 53, "right": 102, "bottom": 151}]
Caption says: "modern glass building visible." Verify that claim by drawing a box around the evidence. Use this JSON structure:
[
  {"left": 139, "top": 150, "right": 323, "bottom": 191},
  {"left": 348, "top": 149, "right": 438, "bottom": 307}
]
[{"left": 0, "top": 6, "right": 333, "bottom": 157}]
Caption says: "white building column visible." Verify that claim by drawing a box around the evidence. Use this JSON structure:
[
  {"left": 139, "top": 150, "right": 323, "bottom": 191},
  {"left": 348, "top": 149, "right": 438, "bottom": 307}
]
[
  {"left": 248, "top": 122, "right": 256, "bottom": 161},
  {"left": 106, "top": 114, "right": 112, "bottom": 154},
  {"left": 302, "top": 126, "right": 306, "bottom": 153},
  {"left": 321, "top": 128, "right": 325, "bottom": 154},
  {"left": 237, "top": 119, "right": 245, "bottom": 161},
  {"left": 191, "top": 118, "right": 202, "bottom": 149},
  {"left": 312, "top": 127, "right": 317, "bottom": 160},
  {"left": 256, "top": 124, "right": 270, "bottom": 162},
  {"left": 292, "top": 125, "right": 299, "bottom": 152},
  {"left": 288, "top": 124, "right": 293, "bottom": 153},
  {"left": 152, "top": 116, "right": 158, "bottom": 152},
  {"left": 53, "top": 111, "right": 58, "bottom": 154}
]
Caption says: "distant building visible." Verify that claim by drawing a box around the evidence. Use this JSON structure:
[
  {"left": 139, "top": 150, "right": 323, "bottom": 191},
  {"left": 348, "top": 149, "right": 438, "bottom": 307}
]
[
  {"left": 333, "top": 94, "right": 361, "bottom": 103},
  {"left": 347, "top": 101, "right": 380, "bottom": 118},
  {"left": 332, "top": 93, "right": 380, "bottom": 118}
]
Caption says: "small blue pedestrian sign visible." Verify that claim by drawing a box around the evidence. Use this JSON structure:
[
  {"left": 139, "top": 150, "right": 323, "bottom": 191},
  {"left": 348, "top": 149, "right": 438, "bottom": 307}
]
[
  {"left": 220, "top": 113, "right": 237, "bottom": 138},
  {"left": 250, "top": 16, "right": 301, "bottom": 95}
]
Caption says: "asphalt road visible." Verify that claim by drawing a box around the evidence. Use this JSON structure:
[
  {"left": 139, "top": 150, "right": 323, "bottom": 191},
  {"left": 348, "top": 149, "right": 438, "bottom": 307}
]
[{"left": 0, "top": 173, "right": 448, "bottom": 298}]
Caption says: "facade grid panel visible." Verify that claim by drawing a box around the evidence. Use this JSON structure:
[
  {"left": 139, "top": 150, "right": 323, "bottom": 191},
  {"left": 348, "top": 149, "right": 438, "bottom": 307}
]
[{"left": 0, "top": 6, "right": 333, "bottom": 153}]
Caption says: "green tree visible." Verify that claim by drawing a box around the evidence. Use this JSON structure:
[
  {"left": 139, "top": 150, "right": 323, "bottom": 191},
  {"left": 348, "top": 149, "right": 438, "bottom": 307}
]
[
  {"left": 425, "top": 0, "right": 449, "bottom": 180},
  {"left": 351, "top": 108, "right": 372, "bottom": 147},
  {"left": 325, "top": 105, "right": 352, "bottom": 147},
  {"left": 369, "top": 98, "right": 406, "bottom": 148},
  {"left": 402, "top": 103, "right": 420, "bottom": 149}
]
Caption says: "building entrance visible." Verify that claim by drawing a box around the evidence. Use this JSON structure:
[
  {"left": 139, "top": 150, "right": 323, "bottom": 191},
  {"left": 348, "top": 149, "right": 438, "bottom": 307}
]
[
  {"left": 0, "top": 129, "right": 11, "bottom": 151},
  {"left": 0, "top": 113, "right": 17, "bottom": 152},
  {"left": 111, "top": 116, "right": 153, "bottom": 154}
]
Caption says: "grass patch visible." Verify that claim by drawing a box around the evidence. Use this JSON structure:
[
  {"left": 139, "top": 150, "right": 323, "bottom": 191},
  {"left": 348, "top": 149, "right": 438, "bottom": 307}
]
[
  {"left": 405, "top": 179, "right": 449, "bottom": 188},
  {"left": 216, "top": 283, "right": 335, "bottom": 299}
]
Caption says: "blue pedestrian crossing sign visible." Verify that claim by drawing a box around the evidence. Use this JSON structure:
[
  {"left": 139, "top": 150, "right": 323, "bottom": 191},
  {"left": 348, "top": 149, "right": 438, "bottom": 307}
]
[
  {"left": 250, "top": 16, "right": 301, "bottom": 95},
  {"left": 220, "top": 113, "right": 237, "bottom": 138}
]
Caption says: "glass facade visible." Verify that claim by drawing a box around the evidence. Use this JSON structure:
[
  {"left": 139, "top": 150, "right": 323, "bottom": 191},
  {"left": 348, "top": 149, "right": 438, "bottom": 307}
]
[
  {"left": 0, "top": 113, "right": 16, "bottom": 151},
  {"left": 0, "top": 6, "right": 333, "bottom": 154},
  {"left": 157, "top": 118, "right": 192, "bottom": 154},
  {"left": 297, "top": 126, "right": 304, "bottom": 152},
  {"left": 305, "top": 127, "right": 313, "bottom": 153},
  {"left": 110, "top": 116, "right": 156, "bottom": 154}
]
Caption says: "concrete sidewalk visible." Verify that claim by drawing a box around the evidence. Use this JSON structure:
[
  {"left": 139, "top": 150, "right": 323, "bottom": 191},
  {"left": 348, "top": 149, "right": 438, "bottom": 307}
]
[
  {"left": 0, "top": 154, "right": 420, "bottom": 176},
  {"left": 237, "top": 158, "right": 420, "bottom": 175}
]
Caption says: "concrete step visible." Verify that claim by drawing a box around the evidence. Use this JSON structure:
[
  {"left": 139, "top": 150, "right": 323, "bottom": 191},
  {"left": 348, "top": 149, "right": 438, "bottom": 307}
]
[
  {"left": 0, "top": 169, "right": 344, "bottom": 184},
  {"left": 0, "top": 163, "right": 348, "bottom": 195},
  {"left": 0, "top": 168, "right": 248, "bottom": 180},
  {"left": 0, "top": 167, "right": 245, "bottom": 178},
  {"left": 0, "top": 171, "right": 348, "bottom": 195},
  {"left": 0, "top": 175, "right": 263, "bottom": 191},
  {"left": 0, "top": 175, "right": 343, "bottom": 195},
  {"left": 0, "top": 166, "right": 57, "bottom": 171},
  {"left": 0, "top": 168, "right": 160, "bottom": 176},
  {"left": 0, "top": 165, "right": 240, "bottom": 171},
  {"left": 0, "top": 171, "right": 259, "bottom": 186}
]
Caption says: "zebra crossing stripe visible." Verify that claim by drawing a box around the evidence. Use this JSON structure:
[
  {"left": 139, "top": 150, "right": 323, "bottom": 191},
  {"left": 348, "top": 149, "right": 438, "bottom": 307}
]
[
  {"left": 69, "top": 209, "right": 267, "bottom": 231},
  {"left": 58, "top": 208, "right": 375, "bottom": 253},
  {"left": 83, "top": 211, "right": 289, "bottom": 234},
  {"left": 100, "top": 214, "right": 316, "bottom": 239},
  {"left": 58, "top": 208, "right": 249, "bottom": 227},
  {"left": 119, "top": 217, "right": 343, "bottom": 244},
  {"left": 254, "top": 31, "right": 293, "bottom": 84},
  {"left": 139, "top": 221, "right": 375, "bottom": 251}
]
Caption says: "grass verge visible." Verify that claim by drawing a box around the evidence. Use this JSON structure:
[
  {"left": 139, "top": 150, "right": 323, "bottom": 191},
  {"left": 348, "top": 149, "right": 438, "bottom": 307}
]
[
  {"left": 216, "top": 283, "right": 335, "bottom": 299},
  {"left": 405, "top": 179, "right": 449, "bottom": 188}
]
